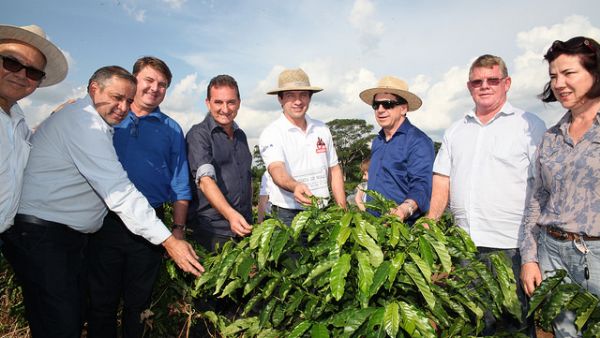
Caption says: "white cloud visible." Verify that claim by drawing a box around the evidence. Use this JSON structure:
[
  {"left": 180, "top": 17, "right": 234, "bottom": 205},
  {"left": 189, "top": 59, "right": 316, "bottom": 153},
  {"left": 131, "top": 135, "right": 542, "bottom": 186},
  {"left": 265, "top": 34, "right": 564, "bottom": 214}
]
[
  {"left": 349, "top": 0, "right": 384, "bottom": 52},
  {"left": 121, "top": 3, "right": 146, "bottom": 22},
  {"left": 162, "top": 0, "right": 187, "bottom": 9},
  {"left": 161, "top": 73, "right": 207, "bottom": 132}
]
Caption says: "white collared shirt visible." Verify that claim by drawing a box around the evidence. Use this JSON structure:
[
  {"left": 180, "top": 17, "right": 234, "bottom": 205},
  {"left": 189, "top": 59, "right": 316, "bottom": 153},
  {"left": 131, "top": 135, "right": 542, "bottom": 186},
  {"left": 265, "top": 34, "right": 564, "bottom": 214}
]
[
  {"left": 18, "top": 95, "right": 171, "bottom": 244},
  {"left": 433, "top": 102, "right": 546, "bottom": 248},
  {"left": 0, "top": 104, "right": 31, "bottom": 232},
  {"left": 259, "top": 114, "right": 339, "bottom": 209}
]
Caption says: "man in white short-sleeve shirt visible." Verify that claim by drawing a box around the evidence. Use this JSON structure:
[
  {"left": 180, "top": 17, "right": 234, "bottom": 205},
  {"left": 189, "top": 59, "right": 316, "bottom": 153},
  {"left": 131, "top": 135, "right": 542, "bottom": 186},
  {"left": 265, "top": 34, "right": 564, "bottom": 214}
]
[
  {"left": 427, "top": 54, "right": 546, "bottom": 336},
  {"left": 259, "top": 68, "right": 346, "bottom": 225}
]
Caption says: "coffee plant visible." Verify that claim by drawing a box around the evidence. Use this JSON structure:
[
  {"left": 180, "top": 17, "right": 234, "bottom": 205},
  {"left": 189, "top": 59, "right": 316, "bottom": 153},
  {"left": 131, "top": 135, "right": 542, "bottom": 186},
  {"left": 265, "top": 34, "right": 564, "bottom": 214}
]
[{"left": 152, "top": 192, "right": 526, "bottom": 337}]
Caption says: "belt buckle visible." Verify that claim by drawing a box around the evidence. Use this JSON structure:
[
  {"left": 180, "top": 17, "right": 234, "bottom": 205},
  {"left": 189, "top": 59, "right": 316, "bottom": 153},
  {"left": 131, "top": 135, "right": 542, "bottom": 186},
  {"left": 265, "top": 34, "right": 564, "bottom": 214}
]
[{"left": 558, "top": 231, "right": 569, "bottom": 241}]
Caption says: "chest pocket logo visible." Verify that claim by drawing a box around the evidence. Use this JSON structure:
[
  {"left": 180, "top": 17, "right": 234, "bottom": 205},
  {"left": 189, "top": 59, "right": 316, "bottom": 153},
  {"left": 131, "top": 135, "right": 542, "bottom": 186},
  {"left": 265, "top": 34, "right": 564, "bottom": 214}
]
[{"left": 316, "top": 137, "right": 327, "bottom": 153}]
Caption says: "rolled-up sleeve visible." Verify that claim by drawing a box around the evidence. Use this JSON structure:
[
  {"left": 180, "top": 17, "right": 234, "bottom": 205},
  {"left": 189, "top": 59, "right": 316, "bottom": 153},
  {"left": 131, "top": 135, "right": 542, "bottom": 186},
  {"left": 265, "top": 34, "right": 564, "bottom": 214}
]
[
  {"left": 186, "top": 124, "right": 215, "bottom": 183},
  {"left": 169, "top": 125, "right": 192, "bottom": 202}
]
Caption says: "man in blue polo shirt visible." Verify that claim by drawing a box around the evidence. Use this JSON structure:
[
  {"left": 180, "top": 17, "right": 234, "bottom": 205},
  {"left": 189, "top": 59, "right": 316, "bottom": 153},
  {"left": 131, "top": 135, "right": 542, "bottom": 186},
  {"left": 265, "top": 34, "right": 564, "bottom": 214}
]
[
  {"left": 87, "top": 57, "right": 192, "bottom": 338},
  {"left": 359, "top": 76, "right": 434, "bottom": 223}
]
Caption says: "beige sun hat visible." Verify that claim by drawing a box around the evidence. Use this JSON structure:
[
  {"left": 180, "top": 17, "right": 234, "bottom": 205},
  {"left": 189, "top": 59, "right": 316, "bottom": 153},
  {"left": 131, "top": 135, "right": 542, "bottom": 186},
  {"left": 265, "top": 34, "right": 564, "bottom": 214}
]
[
  {"left": 267, "top": 68, "right": 323, "bottom": 95},
  {"left": 359, "top": 76, "right": 422, "bottom": 111},
  {"left": 0, "top": 24, "right": 68, "bottom": 87}
]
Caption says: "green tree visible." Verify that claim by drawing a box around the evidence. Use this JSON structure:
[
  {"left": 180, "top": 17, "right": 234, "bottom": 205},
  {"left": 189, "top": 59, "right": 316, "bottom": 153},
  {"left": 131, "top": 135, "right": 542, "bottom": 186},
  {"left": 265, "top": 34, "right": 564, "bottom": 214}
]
[{"left": 326, "top": 119, "right": 375, "bottom": 187}]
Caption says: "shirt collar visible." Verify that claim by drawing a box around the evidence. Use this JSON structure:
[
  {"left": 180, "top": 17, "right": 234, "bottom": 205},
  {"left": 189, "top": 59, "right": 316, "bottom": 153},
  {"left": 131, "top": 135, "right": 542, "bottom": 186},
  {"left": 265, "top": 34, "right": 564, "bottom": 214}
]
[
  {"left": 465, "top": 101, "right": 515, "bottom": 124},
  {"left": 127, "top": 106, "right": 164, "bottom": 122},
  {"left": 557, "top": 110, "right": 600, "bottom": 142},
  {"left": 83, "top": 94, "right": 114, "bottom": 134},
  {"left": 204, "top": 113, "right": 239, "bottom": 132},
  {"left": 378, "top": 118, "right": 413, "bottom": 140},
  {"left": 277, "top": 113, "right": 314, "bottom": 132},
  {"left": 0, "top": 103, "right": 26, "bottom": 123}
]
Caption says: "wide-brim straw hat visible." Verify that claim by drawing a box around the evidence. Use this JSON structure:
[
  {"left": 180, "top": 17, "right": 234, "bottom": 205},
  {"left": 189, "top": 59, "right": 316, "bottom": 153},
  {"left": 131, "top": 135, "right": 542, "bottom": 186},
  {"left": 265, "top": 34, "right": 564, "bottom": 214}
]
[
  {"left": 0, "top": 24, "right": 68, "bottom": 87},
  {"left": 359, "top": 76, "right": 422, "bottom": 111},
  {"left": 267, "top": 68, "right": 323, "bottom": 95}
]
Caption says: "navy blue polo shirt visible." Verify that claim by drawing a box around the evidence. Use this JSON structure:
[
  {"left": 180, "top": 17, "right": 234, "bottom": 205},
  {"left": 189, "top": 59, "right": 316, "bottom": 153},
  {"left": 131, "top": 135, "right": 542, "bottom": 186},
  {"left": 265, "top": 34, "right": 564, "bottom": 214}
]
[
  {"left": 186, "top": 114, "right": 252, "bottom": 236},
  {"left": 367, "top": 118, "right": 434, "bottom": 221}
]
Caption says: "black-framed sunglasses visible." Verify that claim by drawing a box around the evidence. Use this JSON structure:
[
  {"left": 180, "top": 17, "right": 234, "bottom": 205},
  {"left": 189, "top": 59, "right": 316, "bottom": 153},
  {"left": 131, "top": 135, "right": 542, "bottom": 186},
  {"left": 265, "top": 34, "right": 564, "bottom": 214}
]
[
  {"left": 372, "top": 100, "right": 403, "bottom": 110},
  {"left": 468, "top": 77, "right": 505, "bottom": 88},
  {"left": 0, "top": 55, "right": 46, "bottom": 81}
]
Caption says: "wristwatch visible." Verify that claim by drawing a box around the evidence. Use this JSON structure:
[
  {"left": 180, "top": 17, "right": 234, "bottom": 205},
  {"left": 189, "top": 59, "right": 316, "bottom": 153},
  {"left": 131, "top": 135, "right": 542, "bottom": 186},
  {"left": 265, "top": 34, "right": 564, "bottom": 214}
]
[{"left": 173, "top": 224, "right": 187, "bottom": 231}]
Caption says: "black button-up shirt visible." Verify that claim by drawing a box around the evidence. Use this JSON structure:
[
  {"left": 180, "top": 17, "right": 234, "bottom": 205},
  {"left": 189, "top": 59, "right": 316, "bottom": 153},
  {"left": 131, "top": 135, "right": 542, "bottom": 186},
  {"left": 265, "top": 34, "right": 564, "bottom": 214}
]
[{"left": 186, "top": 114, "right": 252, "bottom": 236}]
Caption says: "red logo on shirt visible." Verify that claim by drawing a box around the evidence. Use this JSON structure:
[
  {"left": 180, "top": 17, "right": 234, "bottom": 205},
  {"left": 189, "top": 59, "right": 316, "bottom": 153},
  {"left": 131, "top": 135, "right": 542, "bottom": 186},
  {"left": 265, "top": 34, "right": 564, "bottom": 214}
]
[{"left": 316, "top": 137, "right": 327, "bottom": 153}]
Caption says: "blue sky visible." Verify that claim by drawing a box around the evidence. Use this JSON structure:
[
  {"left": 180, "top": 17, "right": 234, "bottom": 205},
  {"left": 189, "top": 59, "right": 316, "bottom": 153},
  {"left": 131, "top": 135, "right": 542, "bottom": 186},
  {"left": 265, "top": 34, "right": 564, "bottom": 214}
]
[{"left": 3, "top": 0, "right": 600, "bottom": 148}]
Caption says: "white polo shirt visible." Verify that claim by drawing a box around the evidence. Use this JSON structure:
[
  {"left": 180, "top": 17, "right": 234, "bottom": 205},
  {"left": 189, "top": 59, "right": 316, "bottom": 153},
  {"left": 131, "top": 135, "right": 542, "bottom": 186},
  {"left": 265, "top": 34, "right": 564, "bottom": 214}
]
[
  {"left": 259, "top": 114, "right": 339, "bottom": 210},
  {"left": 0, "top": 104, "right": 31, "bottom": 232},
  {"left": 433, "top": 102, "right": 546, "bottom": 248}
]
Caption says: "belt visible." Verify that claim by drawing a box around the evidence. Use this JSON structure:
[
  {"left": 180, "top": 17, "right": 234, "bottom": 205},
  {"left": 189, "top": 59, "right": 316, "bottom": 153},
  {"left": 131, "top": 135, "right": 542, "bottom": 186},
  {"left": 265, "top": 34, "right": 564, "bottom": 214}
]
[
  {"left": 545, "top": 226, "right": 600, "bottom": 242},
  {"left": 14, "top": 214, "right": 69, "bottom": 228},
  {"left": 271, "top": 205, "right": 302, "bottom": 212}
]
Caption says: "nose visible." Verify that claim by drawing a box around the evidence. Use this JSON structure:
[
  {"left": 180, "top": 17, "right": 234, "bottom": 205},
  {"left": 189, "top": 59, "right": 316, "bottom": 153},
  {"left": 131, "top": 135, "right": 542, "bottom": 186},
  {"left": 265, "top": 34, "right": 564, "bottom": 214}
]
[
  {"left": 552, "top": 74, "right": 565, "bottom": 89},
  {"left": 118, "top": 100, "right": 130, "bottom": 112},
  {"left": 221, "top": 103, "right": 230, "bottom": 114}
]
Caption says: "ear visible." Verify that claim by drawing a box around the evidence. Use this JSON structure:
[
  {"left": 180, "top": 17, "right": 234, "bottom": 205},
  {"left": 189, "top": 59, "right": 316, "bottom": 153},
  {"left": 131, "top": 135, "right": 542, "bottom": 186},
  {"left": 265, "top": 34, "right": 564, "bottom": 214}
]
[
  {"left": 504, "top": 76, "right": 512, "bottom": 92},
  {"left": 205, "top": 98, "right": 210, "bottom": 111},
  {"left": 88, "top": 81, "right": 99, "bottom": 97}
]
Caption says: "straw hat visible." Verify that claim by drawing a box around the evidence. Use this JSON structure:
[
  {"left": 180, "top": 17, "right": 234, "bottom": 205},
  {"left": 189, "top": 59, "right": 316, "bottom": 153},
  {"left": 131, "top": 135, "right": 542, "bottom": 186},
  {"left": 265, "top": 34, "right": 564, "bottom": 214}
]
[
  {"left": 359, "top": 76, "right": 422, "bottom": 111},
  {"left": 0, "top": 24, "right": 68, "bottom": 87},
  {"left": 267, "top": 68, "right": 323, "bottom": 95}
]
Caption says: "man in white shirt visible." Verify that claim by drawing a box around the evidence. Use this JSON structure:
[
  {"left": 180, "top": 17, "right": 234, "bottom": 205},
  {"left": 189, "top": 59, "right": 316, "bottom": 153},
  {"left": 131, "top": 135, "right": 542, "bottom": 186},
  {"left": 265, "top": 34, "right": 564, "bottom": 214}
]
[
  {"left": 426, "top": 54, "right": 546, "bottom": 336},
  {"left": 259, "top": 68, "right": 346, "bottom": 226},
  {"left": 0, "top": 24, "right": 67, "bottom": 239},
  {"left": 1, "top": 65, "right": 204, "bottom": 338}
]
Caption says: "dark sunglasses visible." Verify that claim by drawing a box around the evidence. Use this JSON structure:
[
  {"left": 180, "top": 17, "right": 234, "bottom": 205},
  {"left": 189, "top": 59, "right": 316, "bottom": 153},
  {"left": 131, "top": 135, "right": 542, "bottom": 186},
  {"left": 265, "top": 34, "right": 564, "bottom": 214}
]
[
  {"left": 372, "top": 100, "right": 403, "bottom": 110},
  {"left": 469, "top": 77, "right": 505, "bottom": 88},
  {"left": 0, "top": 55, "right": 46, "bottom": 81}
]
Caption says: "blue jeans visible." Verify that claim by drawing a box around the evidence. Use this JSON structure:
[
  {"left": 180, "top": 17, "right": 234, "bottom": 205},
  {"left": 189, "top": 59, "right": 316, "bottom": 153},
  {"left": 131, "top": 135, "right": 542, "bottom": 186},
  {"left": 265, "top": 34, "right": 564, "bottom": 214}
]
[
  {"left": 271, "top": 205, "right": 301, "bottom": 227},
  {"left": 538, "top": 230, "right": 600, "bottom": 337}
]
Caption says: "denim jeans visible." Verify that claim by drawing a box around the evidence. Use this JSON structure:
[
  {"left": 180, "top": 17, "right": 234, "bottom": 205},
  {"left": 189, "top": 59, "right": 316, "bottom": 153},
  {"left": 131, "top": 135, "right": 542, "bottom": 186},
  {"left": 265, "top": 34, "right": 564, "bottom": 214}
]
[
  {"left": 538, "top": 230, "right": 600, "bottom": 338},
  {"left": 271, "top": 205, "right": 302, "bottom": 227}
]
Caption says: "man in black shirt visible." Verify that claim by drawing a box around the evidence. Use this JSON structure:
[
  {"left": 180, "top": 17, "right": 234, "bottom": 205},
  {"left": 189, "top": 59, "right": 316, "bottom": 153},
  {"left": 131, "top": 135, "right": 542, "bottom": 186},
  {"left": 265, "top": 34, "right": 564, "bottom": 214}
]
[{"left": 186, "top": 74, "right": 253, "bottom": 251}]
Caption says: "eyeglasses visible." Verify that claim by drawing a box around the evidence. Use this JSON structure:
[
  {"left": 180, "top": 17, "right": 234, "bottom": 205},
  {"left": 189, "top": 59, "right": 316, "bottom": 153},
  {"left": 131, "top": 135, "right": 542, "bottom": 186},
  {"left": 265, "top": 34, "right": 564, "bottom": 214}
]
[
  {"left": 0, "top": 55, "right": 46, "bottom": 81},
  {"left": 550, "top": 38, "right": 596, "bottom": 54},
  {"left": 469, "top": 77, "right": 505, "bottom": 88},
  {"left": 372, "top": 100, "right": 403, "bottom": 110}
]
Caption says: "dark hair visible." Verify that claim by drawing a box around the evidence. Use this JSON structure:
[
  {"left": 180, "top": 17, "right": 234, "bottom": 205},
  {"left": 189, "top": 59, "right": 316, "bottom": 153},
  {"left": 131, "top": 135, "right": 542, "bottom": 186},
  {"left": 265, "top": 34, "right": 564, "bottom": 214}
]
[
  {"left": 206, "top": 75, "right": 240, "bottom": 100},
  {"left": 469, "top": 54, "right": 508, "bottom": 78},
  {"left": 277, "top": 91, "right": 314, "bottom": 99},
  {"left": 132, "top": 56, "right": 172, "bottom": 87},
  {"left": 390, "top": 94, "right": 408, "bottom": 105},
  {"left": 540, "top": 36, "right": 600, "bottom": 102},
  {"left": 87, "top": 65, "right": 137, "bottom": 92},
  {"left": 359, "top": 157, "right": 371, "bottom": 173}
]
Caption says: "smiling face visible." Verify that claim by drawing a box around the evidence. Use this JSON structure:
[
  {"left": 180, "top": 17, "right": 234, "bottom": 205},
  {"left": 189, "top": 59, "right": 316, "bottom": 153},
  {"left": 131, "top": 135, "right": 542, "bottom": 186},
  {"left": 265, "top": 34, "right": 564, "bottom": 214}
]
[
  {"left": 549, "top": 54, "right": 596, "bottom": 113},
  {"left": 278, "top": 90, "right": 311, "bottom": 123},
  {"left": 131, "top": 65, "right": 168, "bottom": 115},
  {"left": 0, "top": 41, "right": 46, "bottom": 111},
  {"left": 89, "top": 76, "right": 136, "bottom": 125},
  {"left": 467, "top": 65, "right": 511, "bottom": 117},
  {"left": 205, "top": 85, "right": 240, "bottom": 130},
  {"left": 373, "top": 93, "right": 407, "bottom": 136}
]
